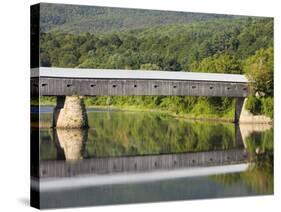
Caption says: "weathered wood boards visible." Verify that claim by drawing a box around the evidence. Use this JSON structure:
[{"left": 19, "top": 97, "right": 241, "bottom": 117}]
[{"left": 31, "top": 67, "right": 250, "bottom": 97}]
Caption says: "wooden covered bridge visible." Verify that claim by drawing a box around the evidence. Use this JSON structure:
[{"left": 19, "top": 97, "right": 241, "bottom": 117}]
[{"left": 31, "top": 67, "right": 250, "bottom": 127}]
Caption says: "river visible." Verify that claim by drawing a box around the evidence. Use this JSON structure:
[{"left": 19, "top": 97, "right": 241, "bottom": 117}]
[{"left": 31, "top": 106, "right": 273, "bottom": 209}]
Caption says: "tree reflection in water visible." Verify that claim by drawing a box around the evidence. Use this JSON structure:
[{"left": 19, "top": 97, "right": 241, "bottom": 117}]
[
  {"left": 211, "top": 128, "right": 273, "bottom": 194},
  {"left": 37, "top": 108, "right": 273, "bottom": 194}
]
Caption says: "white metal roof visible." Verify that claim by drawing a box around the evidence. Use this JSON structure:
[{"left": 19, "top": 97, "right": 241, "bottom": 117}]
[{"left": 31, "top": 67, "right": 248, "bottom": 83}]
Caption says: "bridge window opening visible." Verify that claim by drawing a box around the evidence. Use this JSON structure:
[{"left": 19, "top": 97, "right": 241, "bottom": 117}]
[
  {"left": 173, "top": 85, "right": 177, "bottom": 88},
  {"left": 154, "top": 162, "right": 157, "bottom": 167},
  {"left": 134, "top": 163, "right": 137, "bottom": 169},
  {"left": 243, "top": 87, "right": 247, "bottom": 91},
  {"left": 192, "top": 85, "right": 196, "bottom": 89},
  {"left": 154, "top": 85, "right": 158, "bottom": 88},
  {"left": 90, "top": 84, "right": 96, "bottom": 87},
  {"left": 227, "top": 156, "right": 230, "bottom": 160},
  {"left": 42, "top": 170, "right": 46, "bottom": 175},
  {"left": 209, "top": 86, "right": 214, "bottom": 90},
  {"left": 134, "top": 84, "right": 137, "bottom": 88},
  {"left": 192, "top": 159, "right": 196, "bottom": 163},
  {"left": 210, "top": 158, "right": 213, "bottom": 161},
  {"left": 112, "top": 84, "right": 117, "bottom": 88},
  {"left": 174, "top": 160, "right": 177, "bottom": 165},
  {"left": 227, "top": 87, "right": 231, "bottom": 90},
  {"left": 41, "top": 83, "right": 47, "bottom": 87},
  {"left": 66, "top": 84, "right": 72, "bottom": 87}
]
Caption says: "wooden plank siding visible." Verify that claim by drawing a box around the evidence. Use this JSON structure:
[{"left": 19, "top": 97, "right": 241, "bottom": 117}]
[{"left": 31, "top": 77, "right": 249, "bottom": 97}]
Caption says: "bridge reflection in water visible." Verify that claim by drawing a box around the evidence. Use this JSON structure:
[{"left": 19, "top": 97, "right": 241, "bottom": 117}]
[
  {"left": 35, "top": 123, "right": 270, "bottom": 183},
  {"left": 31, "top": 108, "right": 273, "bottom": 208},
  {"left": 40, "top": 139, "right": 248, "bottom": 179},
  {"left": 54, "top": 129, "right": 87, "bottom": 161}
]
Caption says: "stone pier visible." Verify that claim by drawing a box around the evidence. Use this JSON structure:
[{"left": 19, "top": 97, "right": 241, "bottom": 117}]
[
  {"left": 235, "top": 97, "right": 245, "bottom": 123},
  {"left": 53, "top": 96, "right": 89, "bottom": 128},
  {"left": 235, "top": 98, "right": 272, "bottom": 124}
]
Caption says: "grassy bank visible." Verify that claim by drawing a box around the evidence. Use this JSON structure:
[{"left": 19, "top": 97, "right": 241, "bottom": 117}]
[
  {"left": 31, "top": 96, "right": 56, "bottom": 106},
  {"left": 84, "top": 96, "right": 236, "bottom": 122},
  {"left": 33, "top": 96, "right": 235, "bottom": 122},
  {"left": 88, "top": 105, "right": 235, "bottom": 122}
]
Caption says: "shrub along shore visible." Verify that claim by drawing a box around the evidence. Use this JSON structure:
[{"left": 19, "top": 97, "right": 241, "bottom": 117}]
[{"left": 32, "top": 95, "right": 272, "bottom": 123}]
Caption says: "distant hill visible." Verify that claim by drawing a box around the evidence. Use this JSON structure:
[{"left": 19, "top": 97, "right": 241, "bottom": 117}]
[{"left": 40, "top": 3, "right": 240, "bottom": 34}]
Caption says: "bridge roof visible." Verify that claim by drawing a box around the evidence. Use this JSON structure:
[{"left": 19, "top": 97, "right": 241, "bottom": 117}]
[{"left": 31, "top": 67, "right": 248, "bottom": 83}]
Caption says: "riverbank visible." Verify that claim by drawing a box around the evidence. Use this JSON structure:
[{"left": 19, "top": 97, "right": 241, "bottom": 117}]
[
  {"left": 32, "top": 97, "right": 273, "bottom": 124},
  {"left": 86, "top": 104, "right": 236, "bottom": 123},
  {"left": 32, "top": 101, "right": 235, "bottom": 123}
]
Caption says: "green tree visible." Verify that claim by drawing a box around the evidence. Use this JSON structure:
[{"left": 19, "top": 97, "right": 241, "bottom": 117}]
[
  {"left": 59, "top": 53, "right": 78, "bottom": 67},
  {"left": 40, "top": 52, "right": 51, "bottom": 66},
  {"left": 244, "top": 47, "right": 273, "bottom": 96},
  {"left": 140, "top": 63, "right": 161, "bottom": 70},
  {"left": 191, "top": 54, "right": 242, "bottom": 74}
]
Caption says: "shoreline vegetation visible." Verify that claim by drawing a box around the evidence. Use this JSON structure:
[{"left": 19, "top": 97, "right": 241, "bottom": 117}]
[
  {"left": 32, "top": 97, "right": 235, "bottom": 123},
  {"left": 32, "top": 96, "right": 273, "bottom": 124}
]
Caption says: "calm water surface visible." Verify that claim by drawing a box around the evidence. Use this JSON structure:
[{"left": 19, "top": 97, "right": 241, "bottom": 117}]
[{"left": 32, "top": 106, "right": 273, "bottom": 209}]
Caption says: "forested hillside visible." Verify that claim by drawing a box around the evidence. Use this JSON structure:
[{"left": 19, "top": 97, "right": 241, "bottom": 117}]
[
  {"left": 39, "top": 6, "right": 273, "bottom": 120},
  {"left": 40, "top": 18, "right": 272, "bottom": 71},
  {"left": 40, "top": 3, "right": 239, "bottom": 33}
]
